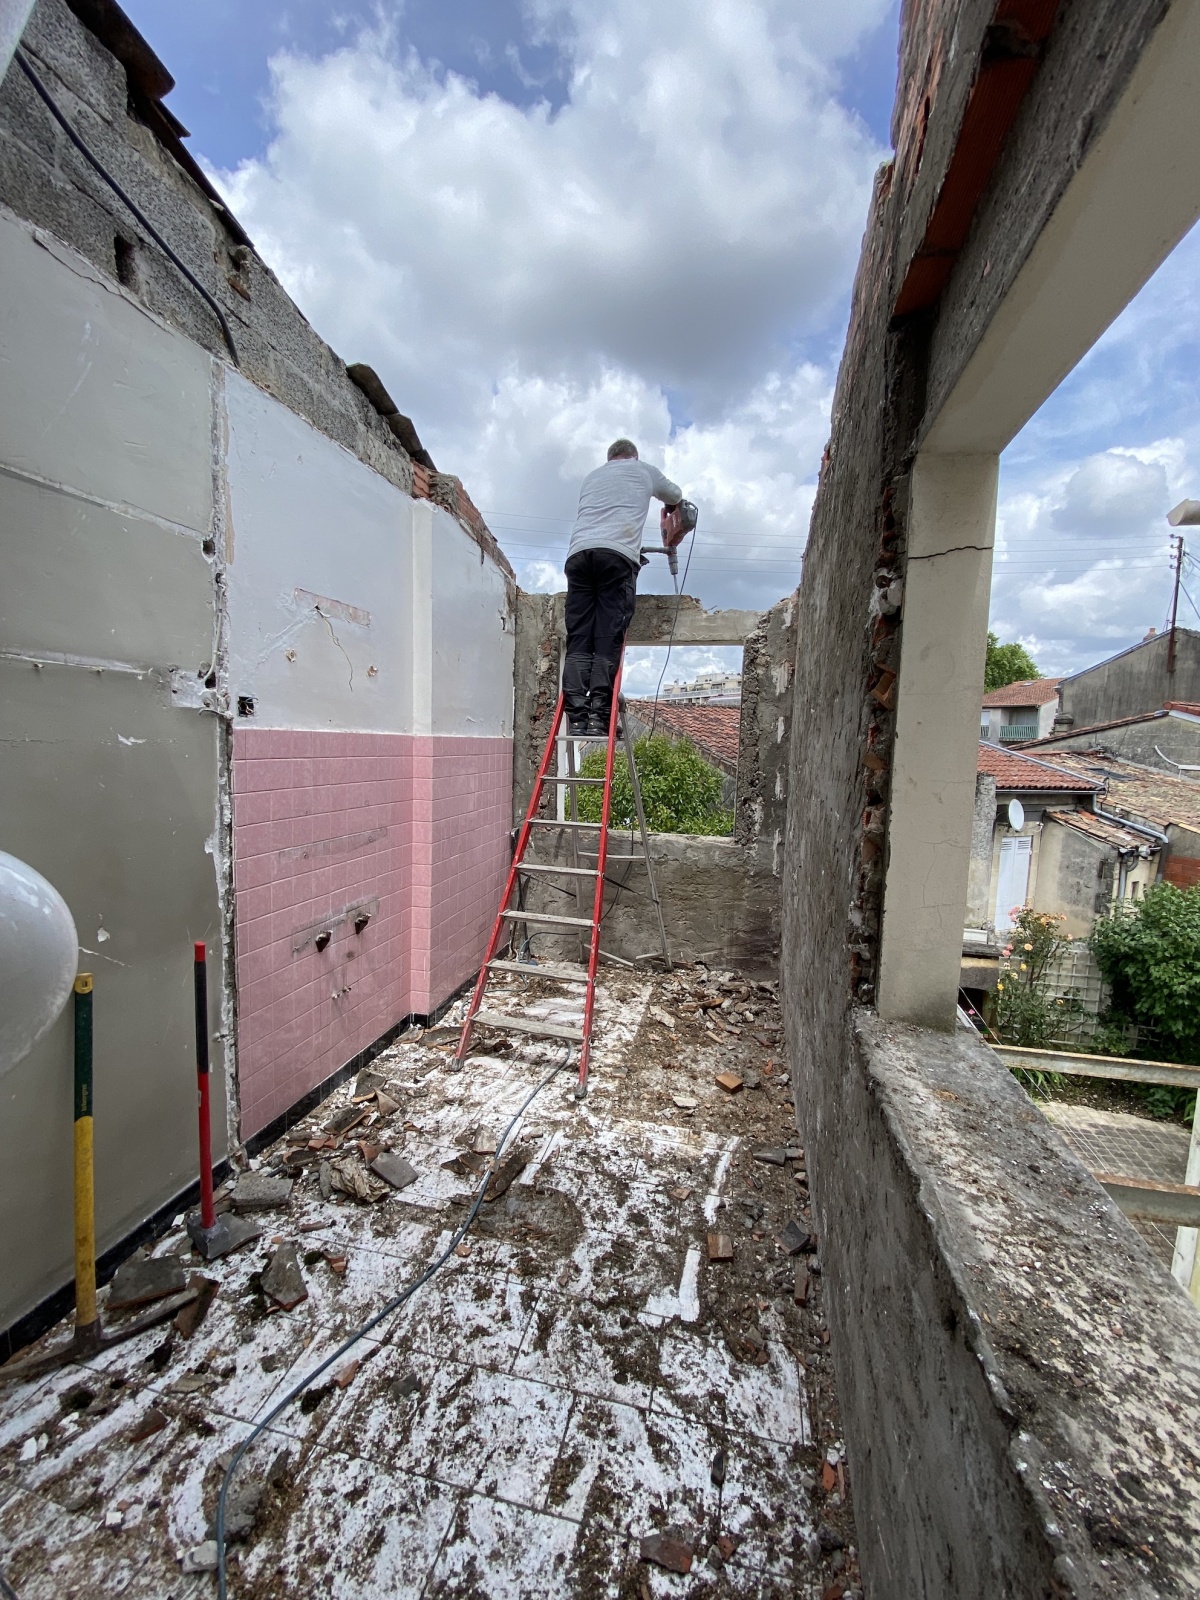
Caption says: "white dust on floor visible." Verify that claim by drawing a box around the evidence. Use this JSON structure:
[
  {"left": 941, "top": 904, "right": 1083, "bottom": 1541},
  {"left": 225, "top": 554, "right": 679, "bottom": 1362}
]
[{"left": 0, "top": 971, "right": 834, "bottom": 1600}]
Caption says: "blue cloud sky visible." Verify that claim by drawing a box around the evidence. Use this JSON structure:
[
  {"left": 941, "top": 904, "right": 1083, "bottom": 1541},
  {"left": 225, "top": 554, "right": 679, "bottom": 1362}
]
[{"left": 119, "top": 1, "right": 1200, "bottom": 685}]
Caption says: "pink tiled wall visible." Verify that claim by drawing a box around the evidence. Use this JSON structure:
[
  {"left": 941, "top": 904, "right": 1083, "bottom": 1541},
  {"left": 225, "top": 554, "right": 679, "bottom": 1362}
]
[{"left": 232, "top": 728, "right": 512, "bottom": 1140}]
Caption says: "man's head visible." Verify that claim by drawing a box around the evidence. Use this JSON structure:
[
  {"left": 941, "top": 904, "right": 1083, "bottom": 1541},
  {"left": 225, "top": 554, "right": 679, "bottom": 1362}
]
[{"left": 606, "top": 439, "right": 638, "bottom": 461}]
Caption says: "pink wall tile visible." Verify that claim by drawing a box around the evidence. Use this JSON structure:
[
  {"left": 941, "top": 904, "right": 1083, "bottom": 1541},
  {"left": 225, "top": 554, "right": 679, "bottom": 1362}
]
[{"left": 231, "top": 727, "right": 513, "bottom": 1140}]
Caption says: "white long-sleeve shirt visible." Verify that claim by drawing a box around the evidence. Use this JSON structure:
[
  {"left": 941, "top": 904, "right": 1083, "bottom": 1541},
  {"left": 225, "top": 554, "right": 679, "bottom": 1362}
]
[{"left": 567, "top": 459, "right": 682, "bottom": 567}]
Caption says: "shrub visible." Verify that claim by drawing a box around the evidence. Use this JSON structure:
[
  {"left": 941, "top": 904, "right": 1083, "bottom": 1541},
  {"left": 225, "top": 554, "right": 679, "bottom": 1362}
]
[
  {"left": 1090, "top": 884, "right": 1200, "bottom": 1066},
  {"left": 576, "top": 733, "right": 733, "bottom": 836}
]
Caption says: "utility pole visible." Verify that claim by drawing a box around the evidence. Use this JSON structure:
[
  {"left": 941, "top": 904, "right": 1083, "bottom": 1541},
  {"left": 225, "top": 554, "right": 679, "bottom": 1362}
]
[{"left": 1167, "top": 532, "right": 1184, "bottom": 675}]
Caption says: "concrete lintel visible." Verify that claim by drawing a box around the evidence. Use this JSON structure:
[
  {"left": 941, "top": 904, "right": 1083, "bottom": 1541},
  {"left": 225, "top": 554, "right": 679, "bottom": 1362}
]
[
  {"left": 924, "top": 0, "right": 1200, "bottom": 456},
  {"left": 878, "top": 453, "right": 997, "bottom": 1029},
  {"left": 626, "top": 594, "right": 762, "bottom": 647}
]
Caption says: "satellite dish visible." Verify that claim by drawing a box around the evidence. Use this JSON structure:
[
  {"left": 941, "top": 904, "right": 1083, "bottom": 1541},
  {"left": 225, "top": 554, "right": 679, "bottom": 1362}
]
[{"left": 1007, "top": 798, "right": 1025, "bottom": 831}]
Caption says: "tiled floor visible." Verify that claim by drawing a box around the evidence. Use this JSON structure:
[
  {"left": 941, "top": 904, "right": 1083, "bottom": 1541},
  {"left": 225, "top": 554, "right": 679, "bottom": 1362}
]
[
  {"left": 0, "top": 969, "right": 858, "bottom": 1599},
  {"left": 1041, "top": 1101, "right": 1193, "bottom": 1266}
]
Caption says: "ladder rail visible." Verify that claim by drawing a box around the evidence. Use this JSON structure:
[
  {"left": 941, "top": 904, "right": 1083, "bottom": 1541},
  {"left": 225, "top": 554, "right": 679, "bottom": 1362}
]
[
  {"left": 577, "top": 666, "right": 624, "bottom": 1094},
  {"left": 456, "top": 692, "right": 565, "bottom": 1061}
]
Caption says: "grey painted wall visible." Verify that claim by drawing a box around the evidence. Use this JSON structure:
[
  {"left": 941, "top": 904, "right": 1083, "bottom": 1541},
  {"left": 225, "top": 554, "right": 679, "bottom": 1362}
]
[
  {"left": 0, "top": 208, "right": 225, "bottom": 1335},
  {"left": 1059, "top": 631, "right": 1200, "bottom": 731}
]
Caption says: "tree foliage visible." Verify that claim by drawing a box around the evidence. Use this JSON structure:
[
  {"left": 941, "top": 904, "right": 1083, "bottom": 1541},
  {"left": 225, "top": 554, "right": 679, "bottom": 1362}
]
[
  {"left": 984, "top": 631, "right": 1041, "bottom": 691},
  {"left": 1091, "top": 884, "right": 1200, "bottom": 1065},
  {"left": 576, "top": 733, "right": 733, "bottom": 836}
]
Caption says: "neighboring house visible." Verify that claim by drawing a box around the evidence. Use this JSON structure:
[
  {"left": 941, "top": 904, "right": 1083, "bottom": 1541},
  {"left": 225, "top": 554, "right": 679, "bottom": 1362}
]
[
  {"left": 980, "top": 677, "right": 1062, "bottom": 742},
  {"left": 1023, "top": 749, "right": 1200, "bottom": 891},
  {"left": 1014, "top": 701, "right": 1200, "bottom": 778},
  {"left": 625, "top": 699, "right": 740, "bottom": 807},
  {"left": 1055, "top": 627, "right": 1200, "bottom": 731}
]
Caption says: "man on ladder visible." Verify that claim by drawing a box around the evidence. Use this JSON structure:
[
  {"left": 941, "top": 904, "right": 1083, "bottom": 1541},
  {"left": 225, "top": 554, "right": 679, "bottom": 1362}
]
[
  {"left": 455, "top": 439, "right": 692, "bottom": 1096},
  {"left": 563, "top": 438, "right": 685, "bottom": 737}
]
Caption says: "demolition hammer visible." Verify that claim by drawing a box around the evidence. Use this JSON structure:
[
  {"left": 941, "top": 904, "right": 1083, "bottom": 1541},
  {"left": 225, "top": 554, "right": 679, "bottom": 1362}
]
[{"left": 643, "top": 499, "right": 699, "bottom": 582}]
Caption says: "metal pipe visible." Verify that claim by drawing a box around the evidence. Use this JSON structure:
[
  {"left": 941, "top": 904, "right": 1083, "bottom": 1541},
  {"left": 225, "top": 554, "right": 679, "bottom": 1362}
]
[{"left": 194, "top": 942, "right": 216, "bottom": 1231}]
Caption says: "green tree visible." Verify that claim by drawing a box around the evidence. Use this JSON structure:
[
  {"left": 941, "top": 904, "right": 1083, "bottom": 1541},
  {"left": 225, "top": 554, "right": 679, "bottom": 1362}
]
[
  {"left": 576, "top": 733, "right": 733, "bottom": 836},
  {"left": 1091, "top": 884, "right": 1200, "bottom": 1066},
  {"left": 985, "top": 631, "right": 1041, "bottom": 691}
]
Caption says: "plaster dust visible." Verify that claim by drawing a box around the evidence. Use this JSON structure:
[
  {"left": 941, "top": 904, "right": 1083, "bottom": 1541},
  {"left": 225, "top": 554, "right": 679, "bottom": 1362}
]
[{"left": 0, "top": 969, "right": 858, "bottom": 1599}]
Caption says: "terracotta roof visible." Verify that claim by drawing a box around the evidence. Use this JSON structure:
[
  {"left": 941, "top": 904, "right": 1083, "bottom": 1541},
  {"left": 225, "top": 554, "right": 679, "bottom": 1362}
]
[
  {"left": 1043, "top": 809, "right": 1156, "bottom": 852},
  {"left": 1024, "top": 751, "right": 1200, "bottom": 835},
  {"left": 980, "top": 676, "right": 1061, "bottom": 708},
  {"left": 627, "top": 700, "right": 740, "bottom": 771},
  {"left": 977, "top": 742, "right": 1100, "bottom": 792}
]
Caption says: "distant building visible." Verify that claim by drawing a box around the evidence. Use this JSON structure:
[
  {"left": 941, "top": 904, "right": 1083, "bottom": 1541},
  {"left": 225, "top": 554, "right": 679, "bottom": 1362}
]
[
  {"left": 1055, "top": 627, "right": 1200, "bottom": 730},
  {"left": 980, "top": 677, "right": 1062, "bottom": 743},
  {"left": 660, "top": 669, "right": 742, "bottom": 704},
  {"left": 1015, "top": 701, "right": 1200, "bottom": 778}
]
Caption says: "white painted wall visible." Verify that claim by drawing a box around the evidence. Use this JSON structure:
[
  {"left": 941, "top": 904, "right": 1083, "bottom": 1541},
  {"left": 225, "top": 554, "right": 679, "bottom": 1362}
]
[
  {"left": 223, "top": 376, "right": 513, "bottom": 737},
  {"left": 430, "top": 504, "right": 514, "bottom": 738},
  {"left": 223, "top": 372, "right": 416, "bottom": 733}
]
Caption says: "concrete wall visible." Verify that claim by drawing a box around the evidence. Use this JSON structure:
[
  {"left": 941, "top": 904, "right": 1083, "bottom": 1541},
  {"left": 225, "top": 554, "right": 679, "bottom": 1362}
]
[
  {"left": 1032, "top": 710, "right": 1200, "bottom": 773},
  {"left": 510, "top": 590, "right": 796, "bottom": 970},
  {"left": 965, "top": 774, "right": 996, "bottom": 927},
  {"left": 831, "top": 1017, "right": 1200, "bottom": 1597},
  {"left": 1059, "top": 631, "right": 1200, "bottom": 730},
  {"left": 782, "top": 0, "right": 1200, "bottom": 1593},
  {"left": 0, "top": 205, "right": 225, "bottom": 1335},
  {"left": 1032, "top": 820, "right": 1108, "bottom": 939}
]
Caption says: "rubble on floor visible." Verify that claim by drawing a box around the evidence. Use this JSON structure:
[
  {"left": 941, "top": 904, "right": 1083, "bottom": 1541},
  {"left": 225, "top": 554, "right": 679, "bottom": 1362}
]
[{"left": 0, "top": 964, "right": 860, "bottom": 1599}]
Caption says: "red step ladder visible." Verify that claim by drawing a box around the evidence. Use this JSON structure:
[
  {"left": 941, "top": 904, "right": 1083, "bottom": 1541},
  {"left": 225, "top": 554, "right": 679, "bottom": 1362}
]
[{"left": 455, "top": 661, "right": 669, "bottom": 1097}]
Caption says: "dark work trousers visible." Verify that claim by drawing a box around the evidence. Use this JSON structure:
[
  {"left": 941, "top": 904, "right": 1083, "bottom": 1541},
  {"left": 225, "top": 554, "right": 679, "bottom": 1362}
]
[{"left": 563, "top": 547, "right": 639, "bottom": 727}]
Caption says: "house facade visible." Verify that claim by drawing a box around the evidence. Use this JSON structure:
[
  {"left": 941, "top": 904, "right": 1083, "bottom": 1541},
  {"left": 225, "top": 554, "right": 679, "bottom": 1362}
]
[{"left": 979, "top": 676, "right": 1061, "bottom": 742}]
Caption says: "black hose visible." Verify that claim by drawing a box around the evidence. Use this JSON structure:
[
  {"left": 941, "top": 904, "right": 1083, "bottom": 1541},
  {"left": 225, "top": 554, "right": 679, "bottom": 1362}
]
[
  {"left": 215, "top": 1046, "right": 571, "bottom": 1598},
  {"left": 14, "top": 49, "right": 241, "bottom": 366}
]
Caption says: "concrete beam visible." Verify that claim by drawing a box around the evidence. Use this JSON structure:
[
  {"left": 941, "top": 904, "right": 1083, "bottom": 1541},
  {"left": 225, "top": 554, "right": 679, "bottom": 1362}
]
[
  {"left": 924, "top": 0, "right": 1200, "bottom": 455},
  {"left": 878, "top": 453, "right": 997, "bottom": 1029},
  {"left": 626, "top": 594, "right": 762, "bottom": 647}
]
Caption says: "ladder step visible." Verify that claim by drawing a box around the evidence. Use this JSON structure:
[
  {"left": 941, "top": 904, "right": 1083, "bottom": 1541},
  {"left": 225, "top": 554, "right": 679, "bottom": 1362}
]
[
  {"left": 579, "top": 852, "right": 644, "bottom": 862},
  {"left": 473, "top": 1009, "right": 584, "bottom": 1043},
  {"left": 517, "top": 863, "right": 598, "bottom": 878},
  {"left": 500, "top": 909, "right": 594, "bottom": 928},
  {"left": 541, "top": 775, "right": 606, "bottom": 785},
  {"left": 488, "top": 959, "right": 591, "bottom": 984},
  {"left": 529, "top": 820, "right": 602, "bottom": 830}
]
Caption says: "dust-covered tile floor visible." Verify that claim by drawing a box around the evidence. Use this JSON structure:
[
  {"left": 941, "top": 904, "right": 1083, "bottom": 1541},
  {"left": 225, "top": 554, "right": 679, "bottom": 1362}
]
[{"left": 0, "top": 965, "right": 861, "bottom": 1599}]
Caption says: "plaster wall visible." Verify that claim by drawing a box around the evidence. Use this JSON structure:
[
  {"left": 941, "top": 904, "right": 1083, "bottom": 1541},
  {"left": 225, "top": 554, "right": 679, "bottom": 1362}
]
[
  {"left": 1059, "top": 632, "right": 1200, "bottom": 731},
  {"left": 222, "top": 379, "right": 515, "bottom": 1135},
  {"left": 0, "top": 206, "right": 225, "bottom": 1335},
  {"left": 1031, "top": 821, "right": 1108, "bottom": 940}
]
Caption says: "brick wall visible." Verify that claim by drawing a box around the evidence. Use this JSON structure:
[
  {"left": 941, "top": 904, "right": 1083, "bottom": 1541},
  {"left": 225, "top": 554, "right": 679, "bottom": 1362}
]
[{"left": 1164, "top": 856, "right": 1200, "bottom": 889}]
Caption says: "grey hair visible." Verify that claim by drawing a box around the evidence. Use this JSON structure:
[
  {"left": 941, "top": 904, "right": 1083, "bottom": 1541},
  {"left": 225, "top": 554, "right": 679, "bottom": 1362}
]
[{"left": 607, "top": 438, "right": 638, "bottom": 461}]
